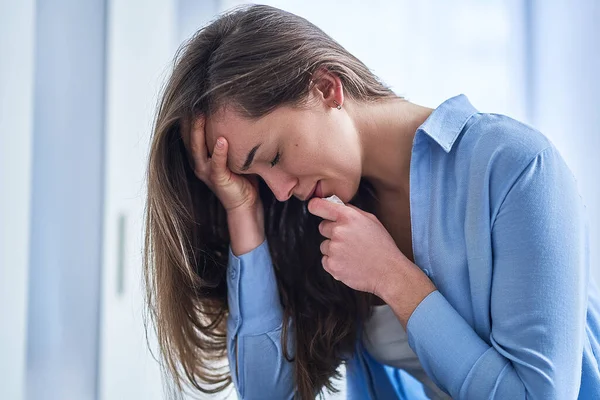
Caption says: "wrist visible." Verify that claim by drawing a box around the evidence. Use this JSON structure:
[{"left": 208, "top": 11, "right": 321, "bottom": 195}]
[
  {"left": 227, "top": 205, "right": 265, "bottom": 256},
  {"left": 379, "top": 259, "right": 437, "bottom": 328},
  {"left": 376, "top": 258, "right": 408, "bottom": 302}
]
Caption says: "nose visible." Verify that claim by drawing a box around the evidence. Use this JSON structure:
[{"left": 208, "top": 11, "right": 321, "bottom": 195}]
[{"left": 262, "top": 171, "right": 296, "bottom": 202}]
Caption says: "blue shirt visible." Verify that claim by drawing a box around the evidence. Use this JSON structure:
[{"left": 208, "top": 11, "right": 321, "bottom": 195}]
[{"left": 225, "top": 94, "right": 600, "bottom": 399}]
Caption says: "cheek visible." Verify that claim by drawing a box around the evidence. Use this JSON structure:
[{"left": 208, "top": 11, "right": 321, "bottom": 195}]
[
  {"left": 332, "top": 137, "right": 361, "bottom": 172},
  {"left": 290, "top": 114, "right": 359, "bottom": 175},
  {"left": 333, "top": 140, "right": 363, "bottom": 197}
]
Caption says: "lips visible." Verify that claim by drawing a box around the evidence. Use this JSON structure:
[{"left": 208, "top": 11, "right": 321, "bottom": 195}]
[
  {"left": 315, "top": 180, "right": 323, "bottom": 198},
  {"left": 306, "top": 181, "right": 318, "bottom": 200},
  {"left": 303, "top": 181, "right": 320, "bottom": 201},
  {"left": 303, "top": 180, "right": 324, "bottom": 200}
]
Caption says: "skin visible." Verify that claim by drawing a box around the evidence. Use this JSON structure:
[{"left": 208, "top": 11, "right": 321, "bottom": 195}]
[
  {"left": 203, "top": 70, "right": 433, "bottom": 204},
  {"left": 198, "top": 70, "right": 438, "bottom": 328}
]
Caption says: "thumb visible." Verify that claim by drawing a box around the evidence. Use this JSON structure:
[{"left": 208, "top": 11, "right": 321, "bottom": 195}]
[{"left": 210, "top": 137, "right": 230, "bottom": 182}]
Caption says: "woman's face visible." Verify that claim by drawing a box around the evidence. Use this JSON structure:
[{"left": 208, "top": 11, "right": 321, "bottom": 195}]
[{"left": 204, "top": 96, "right": 362, "bottom": 203}]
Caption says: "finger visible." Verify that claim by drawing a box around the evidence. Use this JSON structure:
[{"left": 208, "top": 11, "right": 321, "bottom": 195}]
[
  {"left": 321, "top": 255, "right": 330, "bottom": 273},
  {"left": 321, "top": 255, "right": 338, "bottom": 280},
  {"left": 210, "top": 137, "right": 230, "bottom": 182},
  {"left": 189, "top": 116, "right": 208, "bottom": 167},
  {"left": 319, "top": 239, "right": 331, "bottom": 255},
  {"left": 308, "top": 197, "right": 343, "bottom": 221},
  {"left": 318, "top": 220, "right": 335, "bottom": 238},
  {"left": 346, "top": 204, "right": 378, "bottom": 222}
]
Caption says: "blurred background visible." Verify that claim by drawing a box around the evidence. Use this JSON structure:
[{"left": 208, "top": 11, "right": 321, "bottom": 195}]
[{"left": 1, "top": 0, "right": 599, "bottom": 399}]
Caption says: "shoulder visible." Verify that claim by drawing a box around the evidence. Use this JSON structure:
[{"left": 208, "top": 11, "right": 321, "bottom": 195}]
[
  {"left": 462, "top": 113, "right": 552, "bottom": 171},
  {"left": 455, "top": 112, "right": 556, "bottom": 201}
]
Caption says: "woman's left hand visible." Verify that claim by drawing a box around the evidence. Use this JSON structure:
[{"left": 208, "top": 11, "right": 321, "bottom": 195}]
[{"left": 308, "top": 197, "right": 414, "bottom": 297}]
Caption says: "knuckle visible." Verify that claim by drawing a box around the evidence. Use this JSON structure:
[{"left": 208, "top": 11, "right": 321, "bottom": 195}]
[
  {"left": 194, "top": 163, "right": 208, "bottom": 176},
  {"left": 342, "top": 209, "right": 354, "bottom": 221},
  {"left": 329, "top": 240, "right": 339, "bottom": 253},
  {"left": 193, "top": 166, "right": 210, "bottom": 182},
  {"left": 330, "top": 225, "right": 341, "bottom": 238},
  {"left": 194, "top": 170, "right": 206, "bottom": 183}
]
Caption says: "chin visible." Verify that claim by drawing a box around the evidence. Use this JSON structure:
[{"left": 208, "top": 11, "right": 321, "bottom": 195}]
[
  {"left": 348, "top": 177, "right": 368, "bottom": 203},
  {"left": 337, "top": 184, "right": 357, "bottom": 204},
  {"left": 325, "top": 174, "right": 361, "bottom": 203}
]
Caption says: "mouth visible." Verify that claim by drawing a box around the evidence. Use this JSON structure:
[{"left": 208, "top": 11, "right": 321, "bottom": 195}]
[
  {"left": 314, "top": 180, "right": 323, "bottom": 198},
  {"left": 306, "top": 181, "right": 319, "bottom": 201}
]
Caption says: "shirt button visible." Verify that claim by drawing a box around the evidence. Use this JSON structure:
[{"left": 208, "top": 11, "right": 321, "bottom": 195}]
[
  {"left": 229, "top": 267, "right": 237, "bottom": 280},
  {"left": 423, "top": 269, "right": 430, "bottom": 277}
]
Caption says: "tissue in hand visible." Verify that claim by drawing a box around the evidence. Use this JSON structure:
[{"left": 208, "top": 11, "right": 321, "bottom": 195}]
[{"left": 324, "top": 194, "right": 344, "bottom": 205}]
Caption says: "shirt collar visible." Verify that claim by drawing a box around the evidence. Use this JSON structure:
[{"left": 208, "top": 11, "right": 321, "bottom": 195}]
[{"left": 416, "top": 94, "right": 479, "bottom": 153}]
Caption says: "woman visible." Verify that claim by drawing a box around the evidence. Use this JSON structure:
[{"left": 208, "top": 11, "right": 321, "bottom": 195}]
[{"left": 143, "top": 4, "right": 600, "bottom": 399}]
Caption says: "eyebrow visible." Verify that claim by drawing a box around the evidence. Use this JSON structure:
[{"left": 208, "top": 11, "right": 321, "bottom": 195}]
[{"left": 241, "top": 143, "right": 262, "bottom": 172}]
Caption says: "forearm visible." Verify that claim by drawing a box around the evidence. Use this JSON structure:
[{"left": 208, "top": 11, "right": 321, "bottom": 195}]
[{"left": 226, "top": 238, "right": 294, "bottom": 399}]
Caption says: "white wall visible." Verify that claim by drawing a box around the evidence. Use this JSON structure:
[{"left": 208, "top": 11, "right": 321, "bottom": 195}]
[
  {"left": 0, "top": 1, "right": 36, "bottom": 400},
  {"left": 98, "top": 0, "right": 183, "bottom": 399},
  {"left": 24, "top": 1, "right": 107, "bottom": 399},
  {"left": 528, "top": 0, "right": 600, "bottom": 284}
]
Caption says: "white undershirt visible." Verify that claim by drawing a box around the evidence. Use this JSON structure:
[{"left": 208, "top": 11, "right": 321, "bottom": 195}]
[{"left": 362, "top": 304, "right": 452, "bottom": 399}]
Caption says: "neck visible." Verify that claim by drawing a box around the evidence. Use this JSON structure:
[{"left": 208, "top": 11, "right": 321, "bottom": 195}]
[{"left": 346, "top": 97, "right": 433, "bottom": 200}]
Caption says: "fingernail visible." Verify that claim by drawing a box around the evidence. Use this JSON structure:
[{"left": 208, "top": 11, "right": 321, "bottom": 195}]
[{"left": 216, "top": 139, "right": 224, "bottom": 148}]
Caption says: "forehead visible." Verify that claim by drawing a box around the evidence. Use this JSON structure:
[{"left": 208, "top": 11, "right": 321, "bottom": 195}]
[
  {"left": 205, "top": 102, "right": 306, "bottom": 142},
  {"left": 203, "top": 106, "right": 275, "bottom": 172},
  {"left": 204, "top": 105, "right": 295, "bottom": 156},
  {"left": 204, "top": 106, "right": 257, "bottom": 151}
]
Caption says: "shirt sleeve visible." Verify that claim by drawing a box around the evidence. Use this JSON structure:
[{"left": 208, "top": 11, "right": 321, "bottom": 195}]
[
  {"left": 226, "top": 238, "right": 295, "bottom": 399},
  {"left": 406, "top": 146, "right": 589, "bottom": 399}
]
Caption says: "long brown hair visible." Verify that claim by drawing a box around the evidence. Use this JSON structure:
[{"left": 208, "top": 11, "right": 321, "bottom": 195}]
[{"left": 143, "top": 4, "right": 399, "bottom": 399}]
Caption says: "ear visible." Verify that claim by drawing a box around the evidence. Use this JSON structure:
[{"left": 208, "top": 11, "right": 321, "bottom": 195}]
[{"left": 310, "top": 67, "right": 344, "bottom": 109}]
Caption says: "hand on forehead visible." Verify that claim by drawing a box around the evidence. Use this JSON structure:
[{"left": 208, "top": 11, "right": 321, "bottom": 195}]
[
  {"left": 200, "top": 109, "right": 235, "bottom": 155},
  {"left": 202, "top": 109, "right": 257, "bottom": 169},
  {"left": 181, "top": 114, "right": 223, "bottom": 162}
]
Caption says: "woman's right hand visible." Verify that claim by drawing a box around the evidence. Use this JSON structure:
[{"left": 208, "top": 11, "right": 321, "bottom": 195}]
[{"left": 187, "top": 116, "right": 262, "bottom": 214}]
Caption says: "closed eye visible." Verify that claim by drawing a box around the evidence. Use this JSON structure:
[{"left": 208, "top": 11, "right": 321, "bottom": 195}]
[{"left": 270, "top": 151, "right": 281, "bottom": 167}]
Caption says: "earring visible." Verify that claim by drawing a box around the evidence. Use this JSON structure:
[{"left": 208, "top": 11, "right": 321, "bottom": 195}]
[{"left": 333, "top": 100, "right": 342, "bottom": 110}]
